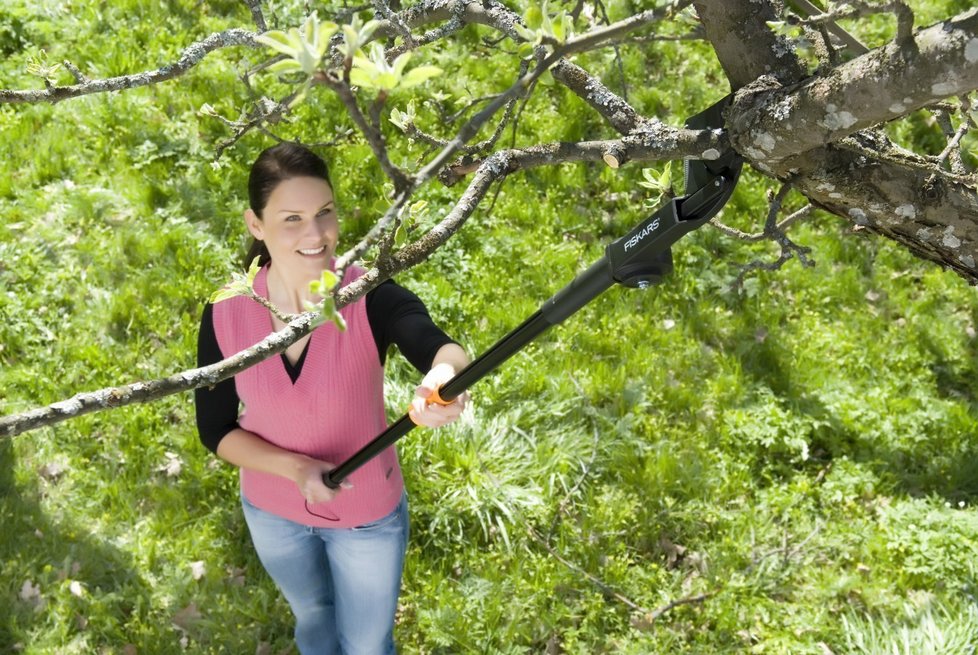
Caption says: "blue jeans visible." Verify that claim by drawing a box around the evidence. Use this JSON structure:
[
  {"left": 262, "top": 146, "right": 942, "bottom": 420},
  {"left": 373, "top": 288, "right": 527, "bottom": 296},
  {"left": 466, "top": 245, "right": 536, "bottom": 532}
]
[{"left": 241, "top": 492, "right": 409, "bottom": 655}]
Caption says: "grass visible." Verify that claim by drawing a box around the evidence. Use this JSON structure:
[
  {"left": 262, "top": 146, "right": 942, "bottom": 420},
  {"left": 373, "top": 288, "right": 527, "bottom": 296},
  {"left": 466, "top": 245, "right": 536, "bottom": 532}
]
[{"left": 2, "top": 0, "right": 978, "bottom": 653}]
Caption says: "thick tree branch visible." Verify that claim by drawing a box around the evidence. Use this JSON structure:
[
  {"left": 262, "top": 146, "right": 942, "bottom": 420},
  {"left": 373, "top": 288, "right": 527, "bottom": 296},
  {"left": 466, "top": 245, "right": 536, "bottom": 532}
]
[
  {"left": 696, "top": 2, "right": 978, "bottom": 284},
  {"left": 729, "top": 9, "right": 978, "bottom": 163},
  {"left": 785, "top": 136, "right": 978, "bottom": 283},
  {"left": 692, "top": 0, "right": 806, "bottom": 88},
  {"left": 0, "top": 29, "right": 259, "bottom": 104}
]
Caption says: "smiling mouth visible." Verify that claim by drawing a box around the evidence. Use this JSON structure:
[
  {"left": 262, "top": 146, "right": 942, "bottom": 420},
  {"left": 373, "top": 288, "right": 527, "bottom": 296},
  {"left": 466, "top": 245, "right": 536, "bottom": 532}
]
[{"left": 298, "top": 246, "right": 326, "bottom": 256}]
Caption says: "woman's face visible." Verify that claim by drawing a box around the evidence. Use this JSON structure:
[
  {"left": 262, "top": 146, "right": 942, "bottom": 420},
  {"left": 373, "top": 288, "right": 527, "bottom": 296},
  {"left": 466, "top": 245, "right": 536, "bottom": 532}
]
[{"left": 246, "top": 176, "right": 338, "bottom": 276}]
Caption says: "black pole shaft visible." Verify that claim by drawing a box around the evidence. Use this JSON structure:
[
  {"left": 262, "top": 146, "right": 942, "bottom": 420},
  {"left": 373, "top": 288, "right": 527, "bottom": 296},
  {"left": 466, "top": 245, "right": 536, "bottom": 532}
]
[{"left": 324, "top": 256, "right": 615, "bottom": 488}]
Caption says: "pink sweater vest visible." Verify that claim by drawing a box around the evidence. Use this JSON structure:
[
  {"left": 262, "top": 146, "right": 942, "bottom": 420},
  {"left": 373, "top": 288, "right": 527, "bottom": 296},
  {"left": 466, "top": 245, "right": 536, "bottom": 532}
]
[{"left": 212, "top": 263, "right": 404, "bottom": 528}]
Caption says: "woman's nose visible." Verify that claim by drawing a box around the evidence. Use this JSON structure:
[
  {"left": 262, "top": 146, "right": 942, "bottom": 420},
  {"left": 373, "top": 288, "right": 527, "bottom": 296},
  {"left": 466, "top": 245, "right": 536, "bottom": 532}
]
[{"left": 306, "top": 219, "right": 328, "bottom": 240}]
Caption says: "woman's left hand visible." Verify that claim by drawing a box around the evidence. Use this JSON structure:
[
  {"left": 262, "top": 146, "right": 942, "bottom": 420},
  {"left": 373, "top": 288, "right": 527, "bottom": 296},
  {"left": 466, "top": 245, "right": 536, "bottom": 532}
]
[{"left": 409, "top": 362, "right": 468, "bottom": 428}]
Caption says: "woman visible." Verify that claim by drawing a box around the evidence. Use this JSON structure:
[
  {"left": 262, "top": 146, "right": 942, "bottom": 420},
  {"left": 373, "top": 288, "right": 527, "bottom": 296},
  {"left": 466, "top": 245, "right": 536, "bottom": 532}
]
[{"left": 195, "top": 142, "right": 469, "bottom": 655}]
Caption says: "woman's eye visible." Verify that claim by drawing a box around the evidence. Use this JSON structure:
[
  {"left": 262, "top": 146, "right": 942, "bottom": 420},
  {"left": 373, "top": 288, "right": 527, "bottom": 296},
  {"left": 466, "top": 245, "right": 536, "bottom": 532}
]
[
  {"left": 317, "top": 208, "right": 333, "bottom": 217},
  {"left": 286, "top": 214, "right": 301, "bottom": 222}
]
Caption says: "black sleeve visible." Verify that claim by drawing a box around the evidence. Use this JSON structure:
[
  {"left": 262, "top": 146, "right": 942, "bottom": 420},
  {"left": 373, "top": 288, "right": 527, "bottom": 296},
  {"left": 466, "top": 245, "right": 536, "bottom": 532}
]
[
  {"left": 194, "top": 303, "right": 241, "bottom": 454},
  {"left": 366, "top": 280, "right": 458, "bottom": 372}
]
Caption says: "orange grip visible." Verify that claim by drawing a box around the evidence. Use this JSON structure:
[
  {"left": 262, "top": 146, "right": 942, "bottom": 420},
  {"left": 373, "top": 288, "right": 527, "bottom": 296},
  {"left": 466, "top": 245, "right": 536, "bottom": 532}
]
[
  {"left": 407, "top": 385, "right": 454, "bottom": 425},
  {"left": 426, "top": 385, "right": 454, "bottom": 406}
]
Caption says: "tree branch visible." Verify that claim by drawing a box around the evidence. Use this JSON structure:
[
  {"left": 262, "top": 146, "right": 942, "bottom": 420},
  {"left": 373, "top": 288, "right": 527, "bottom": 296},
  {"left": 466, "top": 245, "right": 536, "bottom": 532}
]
[
  {"left": 0, "top": 113, "right": 725, "bottom": 439},
  {"left": 242, "top": 0, "right": 267, "bottom": 31},
  {"left": 694, "top": 1, "right": 978, "bottom": 284},
  {"left": 373, "top": 0, "right": 417, "bottom": 49},
  {"left": 317, "top": 72, "right": 412, "bottom": 192},
  {"left": 0, "top": 29, "right": 259, "bottom": 104},
  {"left": 784, "top": 135, "right": 978, "bottom": 283},
  {"left": 551, "top": 60, "right": 646, "bottom": 135},
  {"left": 0, "top": 311, "right": 321, "bottom": 438},
  {"left": 728, "top": 9, "right": 978, "bottom": 164},
  {"left": 711, "top": 204, "right": 814, "bottom": 242},
  {"left": 730, "top": 184, "right": 815, "bottom": 289},
  {"left": 692, "top": 0, "right": 806, "bottom": 88},
  {"left": 438, "top": 127, "right": 728, "bottom": 186}
]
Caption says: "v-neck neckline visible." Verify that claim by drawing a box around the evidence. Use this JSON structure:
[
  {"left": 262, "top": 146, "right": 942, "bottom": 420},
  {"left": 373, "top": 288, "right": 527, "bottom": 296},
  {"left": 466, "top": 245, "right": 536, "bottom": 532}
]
[
  {"left": 255, "top": 265, "right": 315, "bottom": 387},
  {"left": 280, "top": 340, "right": 311, "bottom": 384}
]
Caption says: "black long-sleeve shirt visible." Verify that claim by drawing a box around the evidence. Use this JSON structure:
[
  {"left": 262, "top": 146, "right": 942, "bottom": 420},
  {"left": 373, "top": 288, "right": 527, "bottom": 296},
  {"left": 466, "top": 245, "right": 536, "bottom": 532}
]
[{"left": 194, "top": 279, "right": 456, "bottom": 453}]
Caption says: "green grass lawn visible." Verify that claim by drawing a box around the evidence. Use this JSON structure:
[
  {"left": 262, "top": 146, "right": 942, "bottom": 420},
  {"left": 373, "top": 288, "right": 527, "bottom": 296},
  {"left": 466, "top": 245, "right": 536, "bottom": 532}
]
[{"left": 2, "top": 0, "right": 978, "bottom": 653}]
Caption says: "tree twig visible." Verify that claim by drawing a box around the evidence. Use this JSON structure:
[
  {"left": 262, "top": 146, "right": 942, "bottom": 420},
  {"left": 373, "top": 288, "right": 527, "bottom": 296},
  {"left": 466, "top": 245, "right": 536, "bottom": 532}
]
[
  {"left": 316, "top": 72, "right": 412, "bottom": 193},
  {"left": 646, "top": 592, "right": 714, "bottom": 622},
  {"left": 932, "top": 103, "right": 971, "bottom": 176},
  {"left": 723, "top": 184, "right": 815, "bottom": 289},
  {"left": 527, "top": 526, "right": 652, "bottom": 613},
  {"left": 0, "top": 29, "right": 258, "bottom": 104},
  {"left": 373, "top": 0, "right": 417, "bottom": 50},
  {"left": 242, "top": 0, "right": 267, "bottom": 31}
]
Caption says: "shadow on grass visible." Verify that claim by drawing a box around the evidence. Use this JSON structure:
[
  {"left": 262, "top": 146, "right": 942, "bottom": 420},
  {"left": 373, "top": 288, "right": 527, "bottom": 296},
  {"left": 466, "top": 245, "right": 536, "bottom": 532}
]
[
  {"left": 0, "top": 437, "right": 150, "bottom": 651},
  {"left": 730, "top": 327, "right": 978, "bottom": 502}
]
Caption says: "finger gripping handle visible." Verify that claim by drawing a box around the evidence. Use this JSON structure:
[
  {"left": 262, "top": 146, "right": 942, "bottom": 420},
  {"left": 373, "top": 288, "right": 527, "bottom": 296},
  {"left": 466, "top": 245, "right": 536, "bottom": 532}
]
[
  {"left": 426, "top": 385, "right": 455, "bottom": 406},
  {"left": 408, "top": 385, "right": 458, "bottom": 426}
]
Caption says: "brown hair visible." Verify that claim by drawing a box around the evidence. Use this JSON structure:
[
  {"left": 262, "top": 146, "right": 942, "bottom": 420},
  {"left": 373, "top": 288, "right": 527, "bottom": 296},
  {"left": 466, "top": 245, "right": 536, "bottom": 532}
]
[{"left": 244, "top": 142, "right": 333, "bottom": 268}]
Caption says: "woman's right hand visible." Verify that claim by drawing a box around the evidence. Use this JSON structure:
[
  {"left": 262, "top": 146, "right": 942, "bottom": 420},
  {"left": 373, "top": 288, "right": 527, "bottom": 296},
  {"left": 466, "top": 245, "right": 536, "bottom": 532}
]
[{"left": 292, "top": 455, "right": 343, "bottom": 505}]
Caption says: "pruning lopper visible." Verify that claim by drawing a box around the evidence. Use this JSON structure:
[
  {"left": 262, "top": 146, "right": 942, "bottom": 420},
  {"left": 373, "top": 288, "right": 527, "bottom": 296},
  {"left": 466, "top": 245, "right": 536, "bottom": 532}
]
[{"left": 323, "top": 96, "right": 743, "bottom": 492}]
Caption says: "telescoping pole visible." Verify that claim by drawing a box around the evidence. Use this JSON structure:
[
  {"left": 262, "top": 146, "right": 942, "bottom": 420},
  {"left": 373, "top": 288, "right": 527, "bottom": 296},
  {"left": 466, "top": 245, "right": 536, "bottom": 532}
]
[
  {"left": 323, "top": 97, "right": 743, "bottom": 490},
  {"left": 323, "top": 257, "right": 617, "bottom": 488}
]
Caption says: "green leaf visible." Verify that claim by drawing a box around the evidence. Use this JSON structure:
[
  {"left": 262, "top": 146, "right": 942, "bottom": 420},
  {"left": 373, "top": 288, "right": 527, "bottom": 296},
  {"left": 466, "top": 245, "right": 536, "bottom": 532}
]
[
  {"left": 358, "top": 19, "right": 382, "bottom": 43},
  {"left": 255, "top": 30, "right": 300, "bottom": 57},
  {"left": 319, "top": 269, "right": 339, "bottom": 290},
  {"left": 540, "top": 8, "right": 554, "bottom": 39},
  {"left": 392, "top": 52, "right": 412, "bottom": 78},
  {"left": 266, "top": 58, "right": 304, "bottom": 75},
  {"left": 209, "top": 285, "right": 243, "bottom": 304},
  {"left": 340, "top": 16, "right": 382, "bottom": 58},
  {"left": 342, "top": 24, "right": 360, "bottom": 52},
  {"left": 349, "top": 67, "right": 373, "bottom": 89},
  {"left": 552, "top": 14, "right": 565, "bottom": 42},
  {"left": 390, "top": 108, "right": 408, "bottom": 130},
  {"left": 245, "top": 256, "right": 262, "bottom": 286},
  {"left": 318, "top": 21, "right": 338, "bottom": 49},
  {"left": 400, "top": 65, "right": 442, "bottom": 89},
  {"left": 659, "top": 164, "right": 672, "bottom": 192},
  {"left": 308, "top": 269, "right": 339, "bottom": 298},
  {"left": 377, "top": 72, "right": 399, "bottom": 90}
]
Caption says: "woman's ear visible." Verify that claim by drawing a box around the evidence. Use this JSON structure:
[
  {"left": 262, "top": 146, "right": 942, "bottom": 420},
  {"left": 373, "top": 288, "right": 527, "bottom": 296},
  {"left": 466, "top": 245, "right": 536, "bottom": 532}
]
[{"left": 244, "top": 209, "right": 264, "bottom": 241}]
